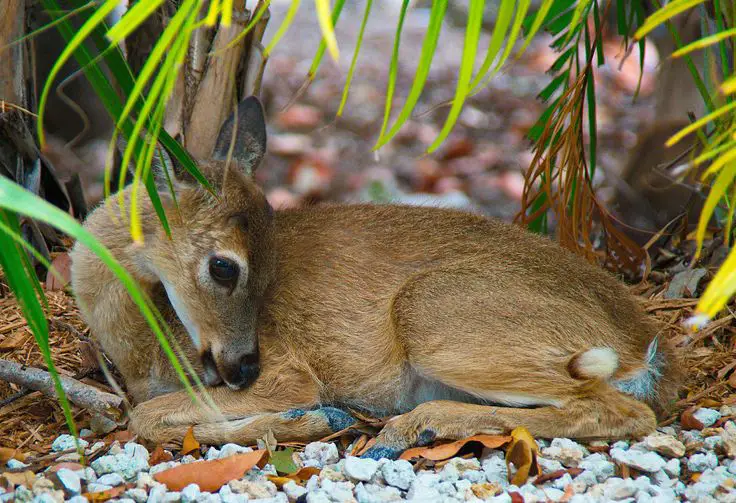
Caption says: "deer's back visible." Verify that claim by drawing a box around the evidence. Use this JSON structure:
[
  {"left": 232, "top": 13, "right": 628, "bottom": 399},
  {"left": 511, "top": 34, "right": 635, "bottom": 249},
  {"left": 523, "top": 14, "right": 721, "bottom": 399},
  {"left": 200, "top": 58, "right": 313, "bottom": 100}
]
[{"left": 262, "top": 205, "right": 657, "bottom": 410}]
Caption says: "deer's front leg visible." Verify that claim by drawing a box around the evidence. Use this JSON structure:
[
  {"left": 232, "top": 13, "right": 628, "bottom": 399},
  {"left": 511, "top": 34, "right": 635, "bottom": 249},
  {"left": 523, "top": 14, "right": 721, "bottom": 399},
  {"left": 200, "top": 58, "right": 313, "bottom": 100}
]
[{"left": 129, "top": 368, "right": 354, "bottom": 445}]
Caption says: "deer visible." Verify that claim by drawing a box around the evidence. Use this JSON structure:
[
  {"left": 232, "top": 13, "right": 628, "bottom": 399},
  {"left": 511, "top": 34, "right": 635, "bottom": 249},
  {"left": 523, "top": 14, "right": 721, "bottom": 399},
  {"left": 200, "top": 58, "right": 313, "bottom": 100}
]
[{"left": 70, "top": 96, "right": 680, "bottom": 459}]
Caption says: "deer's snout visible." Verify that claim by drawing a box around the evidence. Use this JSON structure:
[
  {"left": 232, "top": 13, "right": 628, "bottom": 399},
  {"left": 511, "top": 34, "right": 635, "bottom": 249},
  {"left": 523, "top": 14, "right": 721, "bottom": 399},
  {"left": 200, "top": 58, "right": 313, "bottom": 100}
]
[{"left": 201, "top": 348, "right": 260, "bottom": 389}]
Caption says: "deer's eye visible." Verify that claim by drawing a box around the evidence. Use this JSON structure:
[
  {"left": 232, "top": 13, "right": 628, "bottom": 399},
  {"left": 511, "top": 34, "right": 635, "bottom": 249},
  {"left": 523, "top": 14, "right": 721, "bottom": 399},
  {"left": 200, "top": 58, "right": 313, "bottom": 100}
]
[{"left": 209, "top": 256, "right": 239, "bottom": 287}]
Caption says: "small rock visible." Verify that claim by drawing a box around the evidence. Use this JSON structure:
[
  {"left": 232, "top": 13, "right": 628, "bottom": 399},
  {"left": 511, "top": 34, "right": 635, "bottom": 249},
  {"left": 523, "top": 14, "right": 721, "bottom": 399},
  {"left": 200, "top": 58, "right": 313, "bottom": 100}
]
[
  {"left": 693, "top": 408, "right": 722, "bottom": 428},
  {"left": 124, "top": 488, "right": 148, "bottom": 503},
  {"left": 218, "top": 443, "right": 252, "bottom": 459},
  {"left": 229, "top": 479, "right": 277, "bottom": 498},
  {"left": 90, "top": 414, "right": 118, "bottom": 435},
  {"left": 204, "top": 447, "right": 220, "bottom": 461},
  {"left": 91, "top": 452, "right": 149, "bottom": 480},
  {"left": 51, "top": 435, "right": 87, "bottom": 452},
  {"left": 537, "top": 457, "right": 564, "bottom": 474},
  {"left": 343, "top": 456, "right": 379, "bottom": 482},
  {"left": 663, "top": 458, "right": 681, "bottom": 478},
  {"left": 482, "top": 452, "right": 509, "bottom": 488},
  {"left": 688, "top": 452, "right": 719, "bottom": 472},
  {"left": 283, "top": 480, "right": 308, "bottom": 502},
  {"left": 406, "top": 482, "right": 441, "bottom": 501},
  {"left": 611, "top": 447, "right": 666, "bottom": 473},
  {"left": 87, "top": 441, "right": 106, "bottom": 454},
  {"left": 67, "top": 497, "right": 89, "bottom": 503},
  {"left": 7, "top": 459, "right": 29, "bottom": 469},
  {"left": 354, "top": 482, "right": 401, "bottom": 503},
  {"left": 55, "top": 468, "right": 81, "bottom": 495},
  {"left": 704, "top": 435, "right": 722, "bottom": 451},
  {"left": 642, "top": 432, "right": 686, "bottom": 458},
  {"left": 301, "top": 442, "right": 339, "bottom": 469},
  {"left": 161, "top": 491, "right": 181, "bottom": 503},
  {"left": 180, "top": 484, "right": 200, "bottom": 503},
  {"left": 381, "top": 459, "right": 415, "bottom": 490},
  {"left": 124, "top": 443, "right": 150, "bottom": 462},
  {"left": 579, "top": 453, "right": 616, "bottom": 482},
  {"left": 79, "top": 429, "right": 93, "bottom": 438},
  {"left": 541, "top": 438, "right": 588, "bottom": 467},
  {"left": 96, "top": 473, "right": 124, "bottom": 487},
  {"left": 147, "top": 484, "right": 167, "bottom": 503},
  {"left": 602, "top": 477, "right": 638, "bottom": 499},
  {"left": 86, "top": 483, "right": 112, "bottom": 493}
]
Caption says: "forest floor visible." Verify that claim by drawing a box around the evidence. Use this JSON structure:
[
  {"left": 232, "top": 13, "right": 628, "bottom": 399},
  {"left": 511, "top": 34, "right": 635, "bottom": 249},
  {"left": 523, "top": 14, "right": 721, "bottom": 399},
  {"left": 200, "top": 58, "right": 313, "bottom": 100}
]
[{"left": 1, "top": 1, "right": 736, "bottom": 501}]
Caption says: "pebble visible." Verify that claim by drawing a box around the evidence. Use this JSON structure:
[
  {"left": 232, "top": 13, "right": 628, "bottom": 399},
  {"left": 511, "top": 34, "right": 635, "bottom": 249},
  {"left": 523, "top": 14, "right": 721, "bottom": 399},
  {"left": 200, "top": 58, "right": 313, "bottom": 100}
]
[
  {"left": 301, "top": 442, "right": 339, "bottom": 468},
  {"left": 51, "top": 435, "right": 88, "bottom": 452},
  {"left": 91, "top": 452, "right": 149, "bottom": 480},
  {"left": 693, "top": 408, "right": 722, "bottom": 428},
  {"left": 218, "top": 443, "right": 253, "bottom": 459},
  {"left": 96, "top": 473, "right": 125, "bottom": 486},
  {"left": 8, "top": 459, "right": 29, "bottom": 469},
  {"left": 610, "top": 447, "right": 666, "bottom": 473},
  {"left": 381, "top": 460, "right": 415, "bottom": 490},
  {"left": 55, "top": 469, "right": 81, "bottom": 495},
  {"left": 642, "top": 432, "right": 686, "bottom": 458},
  {"left": 688, "top": 452, "right": 719, "bottom": 472},
  {"left": 541, "top": 438, "right": 588, "bottom": 467},
  {"left": 343, "top": 456, "right": 379, "bottom": 482},
  {"left": 179, "top": 484, "right": 200, "bottom": 503}
]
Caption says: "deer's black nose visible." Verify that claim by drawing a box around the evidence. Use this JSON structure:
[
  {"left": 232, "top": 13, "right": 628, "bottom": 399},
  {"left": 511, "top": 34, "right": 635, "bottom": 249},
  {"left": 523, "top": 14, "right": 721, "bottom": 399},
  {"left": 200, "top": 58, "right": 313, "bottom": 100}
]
[{"left": 220, "top": 350, "right": 260, "bottom": 390}]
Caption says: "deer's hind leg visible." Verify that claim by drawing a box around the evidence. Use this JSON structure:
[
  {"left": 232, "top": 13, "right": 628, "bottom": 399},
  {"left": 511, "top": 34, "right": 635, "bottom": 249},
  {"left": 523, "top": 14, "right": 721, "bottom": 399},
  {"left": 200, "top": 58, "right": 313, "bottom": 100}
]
[{"left": 363, "top": 266, "right": 657, "bottom": 459}]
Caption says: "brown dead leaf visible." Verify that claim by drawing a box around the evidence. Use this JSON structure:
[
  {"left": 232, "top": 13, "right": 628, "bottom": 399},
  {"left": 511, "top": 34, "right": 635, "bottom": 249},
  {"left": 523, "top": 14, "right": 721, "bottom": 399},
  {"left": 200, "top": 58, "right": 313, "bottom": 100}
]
[
  {"left": 506, "top": 426, "right": 540, "bottom": 486},
  {"left": 83, "top": 485, "right": 126, "bottom": 502},
  {"left": 681, "top": 407, "right": 705, "bottom": 430},
  {"left": 149, "top": 445, "right": 173, "bottom": 466},
  {"left": 509, "top": 491, "right": 524, "bottom": 503},
  {"left": 49, "top": 462, "right": 84, "bottom": 473},
  {"left": 729, "top": 373, "right": 736, "bottom": 389},
  {"left": 181, "top": 427, "right": 200, "bottom": 456},
  {"left": 154, "top": 450, "right": 269, "bottom": 492},
  {"left": 267, "top": 467, "right": 321, "bottom": 489},
  {"left": 533, "top": 468, "right": 583, "bottom": 485},
  {"left": 470, "top": 482, "right": 502, "bottom": 499},
  {"left": 400, "top": 434, "right": 512, "bottom": 461},
  {"left": 1, "top": 470, "right": 35, "bottom": 488},
  {"left": 103, "top": 430, "right": 135, "bottom": 444},
  {"left": 0, "top": 330, "right": 30, "bottom": 350},
  {"left": 46, "top": 253, "right": 72, "bottom": 291},
  {"left": 0, "top": 447, "right": 26, "bottom": 464}
]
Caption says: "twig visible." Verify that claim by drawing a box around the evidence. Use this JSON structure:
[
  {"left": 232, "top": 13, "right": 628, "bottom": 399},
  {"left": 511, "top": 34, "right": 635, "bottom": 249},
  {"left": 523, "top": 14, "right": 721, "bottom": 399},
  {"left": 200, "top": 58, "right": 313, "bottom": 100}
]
[{"left": 0, "top": 358, "right": 123, "bottom": 417}]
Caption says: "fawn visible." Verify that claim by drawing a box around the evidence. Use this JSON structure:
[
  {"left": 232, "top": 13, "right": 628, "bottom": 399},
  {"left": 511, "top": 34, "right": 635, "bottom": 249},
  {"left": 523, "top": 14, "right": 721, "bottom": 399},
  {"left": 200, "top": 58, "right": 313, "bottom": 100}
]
[{"left": 71, "top": 97, "right": 680, "bottom": 458}]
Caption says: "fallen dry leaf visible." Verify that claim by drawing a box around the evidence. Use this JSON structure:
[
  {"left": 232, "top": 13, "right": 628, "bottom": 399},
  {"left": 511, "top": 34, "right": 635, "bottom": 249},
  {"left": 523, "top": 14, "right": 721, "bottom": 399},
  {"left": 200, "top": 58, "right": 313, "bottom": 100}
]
[
  {"left": 0, "top": 330, "right": 30, "bottom": 350},
  {"left": 149, "top": 445, "right": 173, "bottom": 465},
  {"left": 399, "top": 434, "right": 511, "bottom": 461},
  {"left": 48, "top": 462, "right": 84, "bottom": 473},
  {"left": 181, "top": 427, "right": 200, "bottom": 456},
  {"left": 506, "top": 426, "right": 541, "bottom": 486},
  {"left": 46, "top": 253, "right": 72, "bottom": 291},
  {"left": 154, "top": 450, "right": 269, "bottom": 492},
  {"left": 103, "top": 430, "right": 135, "bottom": 444},
  {"left": 533, "top": 468, "right": 583, "bottom": 485},
  {"left": 1, "top": 470, "right": 35, "bottom": 488},
  {"left": 267, "top": 467, "right": 321, "bottom": 489},
  {"left": 0, "top": 447, "right": 26, "bottom": 464},
  {"left": 681, "top": 407, "right": 705, "bottom": 430},
  {"left": 83, "top": 485, "right": 126, "bottom": 502},
  {"left": 509, "top": 491, "right": 524, "bottom": 503}
]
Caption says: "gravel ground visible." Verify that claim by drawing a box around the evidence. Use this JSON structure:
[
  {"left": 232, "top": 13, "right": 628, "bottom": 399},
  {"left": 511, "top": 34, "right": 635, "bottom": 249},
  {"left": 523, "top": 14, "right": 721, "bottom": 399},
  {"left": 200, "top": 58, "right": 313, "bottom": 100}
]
[{"left": 4, "top": 405, "right": 736, "bottom": 502}]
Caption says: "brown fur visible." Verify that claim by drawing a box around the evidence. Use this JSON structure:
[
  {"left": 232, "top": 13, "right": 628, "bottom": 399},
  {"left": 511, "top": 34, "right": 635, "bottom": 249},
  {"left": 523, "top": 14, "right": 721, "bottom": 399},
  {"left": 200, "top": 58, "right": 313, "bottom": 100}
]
[{"left": 71, "top": 98, "right": 681, "bottom": 455}]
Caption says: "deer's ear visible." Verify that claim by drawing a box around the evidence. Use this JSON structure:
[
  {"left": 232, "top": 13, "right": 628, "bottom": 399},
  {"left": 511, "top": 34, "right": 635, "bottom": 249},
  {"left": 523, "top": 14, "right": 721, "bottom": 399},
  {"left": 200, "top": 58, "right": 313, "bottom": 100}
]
[{"left": 212, "top": 96, "right": 267, "bottom": 176}]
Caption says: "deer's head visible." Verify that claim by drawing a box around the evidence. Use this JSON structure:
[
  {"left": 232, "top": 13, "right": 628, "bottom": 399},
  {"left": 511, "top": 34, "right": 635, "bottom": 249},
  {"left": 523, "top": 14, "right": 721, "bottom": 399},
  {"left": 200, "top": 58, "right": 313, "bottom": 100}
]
[{"left": 139, "top": 97, "right": 273, "bottom": 390}]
